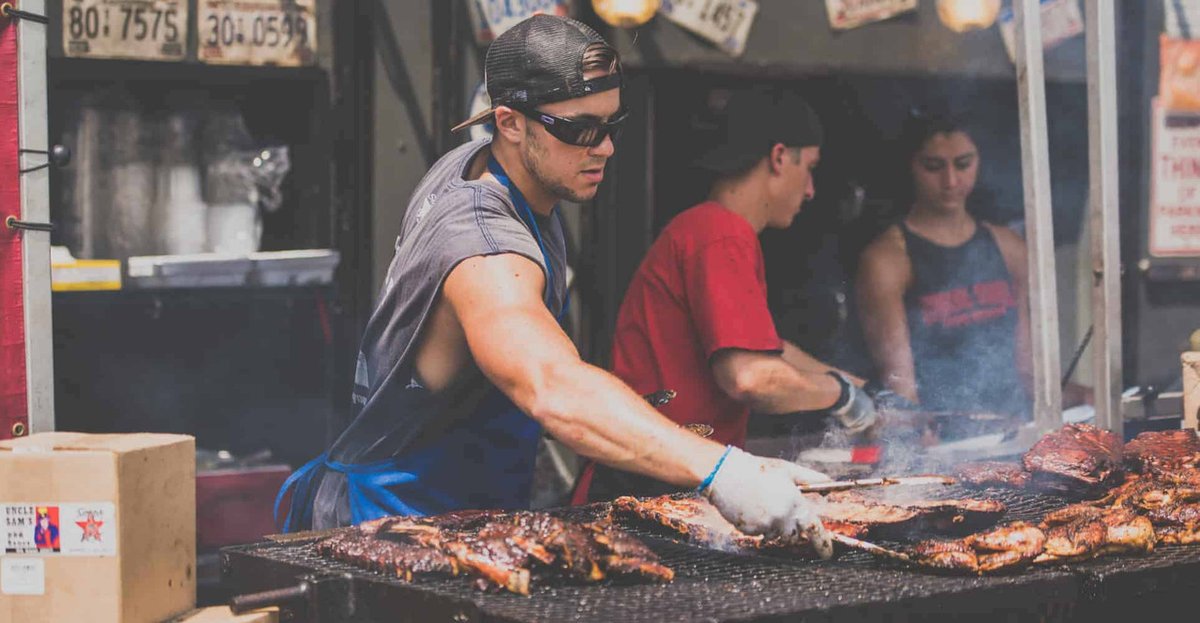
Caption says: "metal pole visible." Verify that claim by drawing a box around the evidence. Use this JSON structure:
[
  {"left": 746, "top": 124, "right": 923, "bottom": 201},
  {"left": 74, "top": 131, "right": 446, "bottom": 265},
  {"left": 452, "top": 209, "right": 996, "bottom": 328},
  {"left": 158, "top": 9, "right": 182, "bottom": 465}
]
[
  {"left": 1086, "top": 1, "right": 1123, "bottom": 437},
  {"left": 1013, "top": 0, "right": 1063, "bottom": 434},
  {"left": 17, "top": 0, "right": 54, "bottom": 433}
]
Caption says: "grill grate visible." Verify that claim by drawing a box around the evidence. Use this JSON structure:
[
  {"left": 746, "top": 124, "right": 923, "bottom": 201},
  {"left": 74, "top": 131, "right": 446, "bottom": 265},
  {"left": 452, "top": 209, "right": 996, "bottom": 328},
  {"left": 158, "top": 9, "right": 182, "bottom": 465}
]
[{"left": 223, "top": 485, "right": 1111, "bottom": 622}]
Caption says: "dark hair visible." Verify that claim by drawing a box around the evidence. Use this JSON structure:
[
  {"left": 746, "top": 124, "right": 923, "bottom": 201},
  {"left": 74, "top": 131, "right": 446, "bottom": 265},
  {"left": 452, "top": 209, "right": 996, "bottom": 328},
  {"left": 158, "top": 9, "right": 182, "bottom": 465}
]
[{"left": 897, "top": 108, "right": 974, "bottom": 162}]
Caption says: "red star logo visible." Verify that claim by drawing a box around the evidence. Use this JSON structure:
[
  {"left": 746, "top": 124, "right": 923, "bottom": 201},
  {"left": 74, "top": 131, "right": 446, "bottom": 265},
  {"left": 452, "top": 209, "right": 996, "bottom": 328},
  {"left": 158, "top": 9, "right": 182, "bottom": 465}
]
[{"left": 76, "top": 512, "right": 103, "bottom": 542}]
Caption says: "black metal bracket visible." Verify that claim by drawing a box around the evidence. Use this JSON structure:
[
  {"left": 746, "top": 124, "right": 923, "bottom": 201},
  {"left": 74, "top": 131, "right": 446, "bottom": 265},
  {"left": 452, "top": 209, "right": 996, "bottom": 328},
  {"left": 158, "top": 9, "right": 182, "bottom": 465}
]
[
  {"left": 19, "top": 145, "right": 71, "bottom": 174},
  {"left": 5, "top": 215, "right": 53, "bottom": 232},
  {"left": 0, "top": 3, "right": 48, "bottom": 24}
]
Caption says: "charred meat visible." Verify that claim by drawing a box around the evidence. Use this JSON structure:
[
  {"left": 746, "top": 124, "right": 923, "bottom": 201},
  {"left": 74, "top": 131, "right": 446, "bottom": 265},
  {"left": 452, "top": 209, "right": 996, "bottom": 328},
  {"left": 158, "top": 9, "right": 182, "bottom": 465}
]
[
  {"left": 1023, "top": 424, "right": 1124, "bottom": 494},
  {"left": 955, "top": 461, "right": 1031, "bottom": 489},
  {"left": 317, "top": 510, "right": 672, "bottom": 594},
  {"left": 1124, "top": 430, "right": 1200, "bottom": 474},
  {"left": 908, "top": 522, "right": 1046, "bottom": 574},
  {"left": 1035, "top": 506, "right": 1153, "bottom": 563}
]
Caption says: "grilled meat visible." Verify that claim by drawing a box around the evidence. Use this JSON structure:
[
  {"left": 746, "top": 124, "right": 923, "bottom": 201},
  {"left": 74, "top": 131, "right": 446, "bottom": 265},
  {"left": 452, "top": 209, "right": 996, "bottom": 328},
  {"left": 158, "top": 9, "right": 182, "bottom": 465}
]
[
  {"left": 1035, "top": 506, "right": 1153, "bottom": 562},
  {"left": 611, "top": 495, "right": 865, "bottom": 556},
  {"left": 316, "top": 530, "right": 458, "bottom": 580},
  {"left": 821, "top": 491, "right": 1007, "bottom": 537},
  {"left": 1154, "top": 525, "right": 1200, "bottom": 545},
  {"left": 1023, "top": 424, "right": 1123, "bottom": 494},
  {"left": 318, "top": 510, "right": 671, "bottom": 594},
  {"left": 1097, "top": 475, "right": 1200, "bottom": 511},
  {"left": 955, "top": 461, "right": 1031, "bottom": 489},
  {"left": 911, "top": 539, "right": 978, "bottom": 571},
  {"left": 1124, "top": 430, "right": 1200, "bottom": 474},
  {"left": 1146, "top": 502, "right": 1200, "bottom": 527}
]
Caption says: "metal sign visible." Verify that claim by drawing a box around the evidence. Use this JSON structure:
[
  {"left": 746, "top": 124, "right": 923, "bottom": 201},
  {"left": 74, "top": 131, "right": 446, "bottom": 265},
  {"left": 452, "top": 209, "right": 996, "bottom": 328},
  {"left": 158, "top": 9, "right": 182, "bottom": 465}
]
[
  {"left": 998, "top": 0, "right": 1083, "bottom": 62},
  {"left": 824, "top": 0, "right": 916, "bottom": 31},
  {"left": 1150, "top": 101, "right": 1200, "bottom": 257},
  {"left": 62, "top": 0, "right": 186, "bottom": 60},
  {"left": 659, "top": 0, "right": 758, "bottom": 57},
  {"left": 197, "top": 0, "right": 317, "bottom": 66},
  {"left": 466, "top": 0, "right": 569, "bottom": 44}
]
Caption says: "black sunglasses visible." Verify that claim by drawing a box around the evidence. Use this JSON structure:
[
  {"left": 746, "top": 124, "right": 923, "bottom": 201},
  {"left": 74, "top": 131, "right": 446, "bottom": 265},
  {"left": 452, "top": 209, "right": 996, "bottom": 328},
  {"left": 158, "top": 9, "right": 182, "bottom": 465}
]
[{"left": 513, "top": 106, "right": 629, "bottom": 148}]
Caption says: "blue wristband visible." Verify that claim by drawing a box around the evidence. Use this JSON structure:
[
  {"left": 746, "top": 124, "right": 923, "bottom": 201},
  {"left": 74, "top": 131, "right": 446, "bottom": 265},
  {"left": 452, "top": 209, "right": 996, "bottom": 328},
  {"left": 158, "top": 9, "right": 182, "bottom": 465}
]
[{"left": 697, "top": 445, "right": 733, "bottom": 494}]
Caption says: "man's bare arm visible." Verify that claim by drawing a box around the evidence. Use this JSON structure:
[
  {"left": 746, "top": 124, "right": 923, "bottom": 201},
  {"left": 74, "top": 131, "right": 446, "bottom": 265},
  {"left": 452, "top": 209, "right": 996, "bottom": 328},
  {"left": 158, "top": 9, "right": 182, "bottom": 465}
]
[
  {"left": 710, "top": 348, "right": 841, "bottom": 415},
  {"left": 781, "top": 341, "right": 864, "bottom": 386},
  {"left": 443, "top": 253, "right": 724, "bottom": 486},
  {"left": 856, "top": 232, "right": 919, "bottom": 402}
]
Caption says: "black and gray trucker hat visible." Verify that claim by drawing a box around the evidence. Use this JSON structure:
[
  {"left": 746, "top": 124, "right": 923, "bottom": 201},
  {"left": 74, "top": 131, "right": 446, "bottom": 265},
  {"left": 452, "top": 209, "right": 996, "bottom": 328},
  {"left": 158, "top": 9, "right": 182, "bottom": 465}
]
[{"left": 452, "top": 14, "right": 622, "bottom": 132}]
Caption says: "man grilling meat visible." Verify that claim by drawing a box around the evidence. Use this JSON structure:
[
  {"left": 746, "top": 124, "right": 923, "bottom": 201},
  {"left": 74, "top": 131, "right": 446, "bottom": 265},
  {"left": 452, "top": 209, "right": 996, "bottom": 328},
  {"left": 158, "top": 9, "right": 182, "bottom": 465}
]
[
  {"left": 574, "top": 89, "right": 888, "bottom": 503},
  {"left": 276, "top": 15, "right": 834, "bottom": 557}
]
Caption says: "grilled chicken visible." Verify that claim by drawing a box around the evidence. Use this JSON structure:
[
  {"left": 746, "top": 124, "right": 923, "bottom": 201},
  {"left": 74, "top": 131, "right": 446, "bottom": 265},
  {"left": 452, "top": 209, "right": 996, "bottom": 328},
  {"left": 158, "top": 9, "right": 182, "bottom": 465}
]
[
  {"left": 1145, "top": 500, "right": 1200, "bottom": 545},
  {"left": 1097, "top": 475, "right": 1200, "bottom": 511},
  {"left": 1124, "top": 430, "right": 1200, "bottom": 474},
  {"left": 909, "top": 522, "right": 1046, "bottom": 574},
  {"left": 1023, "top": 424, "right": 1124, "bottom": 494},
  {"left": 1035, "top": 506, "right": 1154, "bottom": 562},
  {"left": 955, "top": 461, "right": 1032, "bottom": 489}
]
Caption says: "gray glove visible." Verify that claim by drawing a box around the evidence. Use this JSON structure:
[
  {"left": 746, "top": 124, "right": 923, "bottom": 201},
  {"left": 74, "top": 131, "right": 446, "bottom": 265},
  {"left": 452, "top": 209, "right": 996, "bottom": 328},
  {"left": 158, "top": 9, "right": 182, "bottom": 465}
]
[
  {"left": 704, "top": 447, "right": 835, "bottom": 559},
  {"left": 829, "top": 372, "right": 878, "bottom": 434}
]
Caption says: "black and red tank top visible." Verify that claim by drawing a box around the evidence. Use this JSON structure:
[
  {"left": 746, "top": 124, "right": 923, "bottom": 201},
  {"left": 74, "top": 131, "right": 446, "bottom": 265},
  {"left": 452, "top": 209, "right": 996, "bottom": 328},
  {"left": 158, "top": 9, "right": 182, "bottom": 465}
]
[{"left": 900, "top": 221, "right": 1029, "bottom": 419}]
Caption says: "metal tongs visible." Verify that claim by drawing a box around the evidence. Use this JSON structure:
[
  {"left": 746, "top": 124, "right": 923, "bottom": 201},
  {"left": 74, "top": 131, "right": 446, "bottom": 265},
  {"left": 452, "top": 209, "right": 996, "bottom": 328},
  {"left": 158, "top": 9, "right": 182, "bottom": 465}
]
[{"left": 797, "top": 474, "right": 956, "bottom": 494}]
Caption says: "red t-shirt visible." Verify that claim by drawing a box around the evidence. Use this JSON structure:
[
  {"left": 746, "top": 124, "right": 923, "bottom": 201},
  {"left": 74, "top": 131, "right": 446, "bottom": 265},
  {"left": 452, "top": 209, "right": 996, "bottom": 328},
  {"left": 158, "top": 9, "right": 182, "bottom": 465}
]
[{"left": 610, "top": 202, "right": 783, "bottom": 448}]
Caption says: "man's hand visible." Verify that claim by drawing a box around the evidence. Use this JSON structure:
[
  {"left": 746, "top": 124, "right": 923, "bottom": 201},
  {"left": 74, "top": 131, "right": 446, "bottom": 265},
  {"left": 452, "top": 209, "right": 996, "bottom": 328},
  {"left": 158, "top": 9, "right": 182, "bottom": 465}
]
[
  {"left": 829, "top": 373, "right": 879, "bottom": 434},
  {"left": 704, "top": 447, "right": 835, "bottom": 559}
]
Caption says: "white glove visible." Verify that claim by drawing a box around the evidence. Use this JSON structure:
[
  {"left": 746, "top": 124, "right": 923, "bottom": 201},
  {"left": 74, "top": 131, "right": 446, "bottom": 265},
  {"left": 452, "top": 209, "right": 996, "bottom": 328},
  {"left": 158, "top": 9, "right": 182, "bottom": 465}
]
[
  {"left": 829, "top": 373, "right": 879, "bottom": 434},
  {"left": 703, "top": 447, "right": 835, "bottom": 559}
]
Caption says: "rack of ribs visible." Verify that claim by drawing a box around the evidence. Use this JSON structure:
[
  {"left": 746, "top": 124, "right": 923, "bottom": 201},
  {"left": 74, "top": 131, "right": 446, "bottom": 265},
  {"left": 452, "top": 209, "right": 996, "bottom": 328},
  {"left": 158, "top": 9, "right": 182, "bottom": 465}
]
[
  {"left": 1124, "top": 430, "right": 1200, "bottom": 474},
  {"left": 1023, "top": 423, "right": 1124, "bottom": 495},
  {"left": 955, "top": 461, "right": 1032, "bottom": 489},
  {"left": 316, "top": 510, "right": 673, "bottom": 594}
]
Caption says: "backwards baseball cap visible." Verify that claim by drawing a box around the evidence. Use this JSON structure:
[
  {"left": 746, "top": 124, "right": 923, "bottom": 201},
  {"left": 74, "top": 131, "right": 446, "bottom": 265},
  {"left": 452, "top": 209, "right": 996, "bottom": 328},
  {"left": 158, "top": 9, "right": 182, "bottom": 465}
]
[
  {"left": 452, "top": 14, "right": 622, "bottom": 132},
  {"left": 693, "top": 89, "right": 824, "bottom": 174}
]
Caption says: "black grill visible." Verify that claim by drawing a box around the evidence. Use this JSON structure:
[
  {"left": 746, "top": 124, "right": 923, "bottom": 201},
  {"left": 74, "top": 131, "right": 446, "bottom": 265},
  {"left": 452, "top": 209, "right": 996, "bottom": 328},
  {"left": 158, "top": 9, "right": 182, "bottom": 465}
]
[{"left": 221, "top": 486, "right": 1200, "bottom": 622}]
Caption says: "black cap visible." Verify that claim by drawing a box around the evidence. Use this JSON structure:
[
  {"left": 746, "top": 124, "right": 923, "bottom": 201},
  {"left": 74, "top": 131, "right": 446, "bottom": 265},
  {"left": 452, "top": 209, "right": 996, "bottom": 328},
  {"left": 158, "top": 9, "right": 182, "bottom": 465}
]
[
  {"left": 693, "top": 89, "right": 824, "bottom": 174},
  {"left": 453, "top": 15, "right": 621, "bottom": 132}
]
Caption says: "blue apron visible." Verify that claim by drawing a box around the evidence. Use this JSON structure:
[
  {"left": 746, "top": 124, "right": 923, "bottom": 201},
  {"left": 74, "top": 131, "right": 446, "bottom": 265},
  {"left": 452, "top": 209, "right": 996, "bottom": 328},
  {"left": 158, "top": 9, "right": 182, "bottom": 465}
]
[{"left": 276, "top": 156, "right": 567, "bottom": 531}]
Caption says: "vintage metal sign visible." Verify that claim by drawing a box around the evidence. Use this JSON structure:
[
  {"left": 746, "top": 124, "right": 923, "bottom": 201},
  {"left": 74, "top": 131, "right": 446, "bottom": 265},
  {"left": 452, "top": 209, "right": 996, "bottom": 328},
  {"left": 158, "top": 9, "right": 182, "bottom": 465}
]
[
  {"left": 197, "top": 0, "right": 317, "bottom": 66},
  {"left": 997, "top": 0, "right": 1083, "bottom": 62},
  {"left": 62, "top": 0, "right": 186, "bottom": 61},
  {"left": 659, "top": 0, "right": 758, "bottom": 57},
  {"left": 824, "top": 0, "right": 916, "bottom": 31},
  {"left": 466, "top": 0, "right": 570, "bottom": 44},
  {"left": 1150, "top": 101, "right": 1200, "bottom": 257}
]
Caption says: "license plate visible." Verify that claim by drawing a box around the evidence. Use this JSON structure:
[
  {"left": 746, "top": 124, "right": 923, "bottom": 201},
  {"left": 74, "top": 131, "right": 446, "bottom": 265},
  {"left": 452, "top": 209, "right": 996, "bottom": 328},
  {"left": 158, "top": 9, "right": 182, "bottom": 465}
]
[
  {"left": 62, "top": 0, "right": 186, "bottom": 61},
  {"left": 197, "top": 0, "right": 317, "bottom": 66},
  {"left": 659, "top": 0, "right": 759, "bottom": 57}
]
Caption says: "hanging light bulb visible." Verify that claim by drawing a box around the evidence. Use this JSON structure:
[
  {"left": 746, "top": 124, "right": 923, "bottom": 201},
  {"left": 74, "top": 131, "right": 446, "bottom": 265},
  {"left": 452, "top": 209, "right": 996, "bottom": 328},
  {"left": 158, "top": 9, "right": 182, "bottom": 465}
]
[
  {"left": 593, "top": 0, "right": 661, "bottom": 28},
  {"left": 936, "top": 0, "right": 1002, "bottom": 33}
]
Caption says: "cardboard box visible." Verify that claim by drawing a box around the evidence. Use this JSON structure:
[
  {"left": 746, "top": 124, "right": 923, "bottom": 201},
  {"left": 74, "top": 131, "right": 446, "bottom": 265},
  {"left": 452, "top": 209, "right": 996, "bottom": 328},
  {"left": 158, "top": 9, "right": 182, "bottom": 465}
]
[
  {"left": 167, "top": 606, "right": 278, "bottom": 623},
  {"left": 0, "top": 432, "right": 196, "bottom": 623}
]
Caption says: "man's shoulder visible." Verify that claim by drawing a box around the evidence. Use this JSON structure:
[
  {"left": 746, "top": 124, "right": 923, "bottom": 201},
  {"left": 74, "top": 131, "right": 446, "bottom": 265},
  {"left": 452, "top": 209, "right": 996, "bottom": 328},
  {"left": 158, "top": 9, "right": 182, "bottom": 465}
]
[{"left": 662, "top": 202, "right": 754, "bottom": 244}]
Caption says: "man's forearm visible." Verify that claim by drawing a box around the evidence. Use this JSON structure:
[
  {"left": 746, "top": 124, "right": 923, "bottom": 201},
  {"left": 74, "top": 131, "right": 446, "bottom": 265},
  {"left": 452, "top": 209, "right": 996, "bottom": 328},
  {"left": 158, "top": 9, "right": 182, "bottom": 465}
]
[
  {"left": 781, "top": 341, "right": 864, "bottom": 385},
  {"left": 527, "top": 360, "right": 726, "bottom": 487}
]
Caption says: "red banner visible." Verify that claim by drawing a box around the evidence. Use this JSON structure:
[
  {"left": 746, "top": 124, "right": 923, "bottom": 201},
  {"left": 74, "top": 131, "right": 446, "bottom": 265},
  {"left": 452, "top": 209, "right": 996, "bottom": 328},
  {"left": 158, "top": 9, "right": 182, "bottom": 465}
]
[{"left": 1, "top": 15, "right": 27, "bottom": 440}]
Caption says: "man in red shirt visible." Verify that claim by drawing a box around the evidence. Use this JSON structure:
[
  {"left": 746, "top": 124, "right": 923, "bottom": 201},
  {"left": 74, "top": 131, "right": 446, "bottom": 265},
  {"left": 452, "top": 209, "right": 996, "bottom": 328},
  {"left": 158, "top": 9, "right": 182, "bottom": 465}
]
[{"left": 576, "top": 89, "right": 880, "bottom": 502}]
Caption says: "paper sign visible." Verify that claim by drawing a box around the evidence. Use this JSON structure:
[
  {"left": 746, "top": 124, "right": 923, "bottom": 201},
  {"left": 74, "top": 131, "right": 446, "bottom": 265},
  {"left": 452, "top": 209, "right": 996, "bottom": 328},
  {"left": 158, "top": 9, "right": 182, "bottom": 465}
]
[
  {"left": 1160, "top": 35, "right": 1200, "bottom": 112},
  {"left": 197, "top": 0, "right": 318, "bottom": 66},
  {"left": 466, "top": 0, "right": 570, "bottom": 44},
  {"left": 62, "top": 0, "right": 186, "bottom": 61},
  {"left": 659, "top": 0, "right": 759, "bottom": 57},
  {"left": 1, "top": 558, "right": 44, "bottom": 595},
  {"left": 824, "top": 0, "right": 916, "bottom": 31},
  {"left": 3, "top": 503, "right": 117, "bottom": 556},
  {"left": 1150, "top": 101, "right": 1200, "bottom": 257},
  {"left": 997, "top": 0, "right": 1083, "bottom": 62}
]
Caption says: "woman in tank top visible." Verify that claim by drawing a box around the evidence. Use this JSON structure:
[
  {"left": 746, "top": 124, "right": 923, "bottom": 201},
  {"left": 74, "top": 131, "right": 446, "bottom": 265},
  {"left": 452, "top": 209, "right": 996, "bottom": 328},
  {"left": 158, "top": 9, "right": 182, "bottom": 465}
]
[{"left": 856, "top": 112, "right": 1039, "bottom": 426}]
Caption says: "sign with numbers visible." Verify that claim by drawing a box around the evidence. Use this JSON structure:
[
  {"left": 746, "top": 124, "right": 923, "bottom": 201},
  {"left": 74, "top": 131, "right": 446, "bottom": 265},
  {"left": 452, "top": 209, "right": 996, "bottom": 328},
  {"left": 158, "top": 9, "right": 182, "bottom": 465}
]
[
  {"left": 62, "top": 0, "right": 186, "bottom": 61},
  {"left": 659, "top": 0, "right": 759, "bottom": 57},
  {"left": 824, "top": 0, "right": 916, "bottom": 31},
  {"left": 198, "top": 0, "right": 317, "bottom": 66},
  {"left": 466, "top": 0, "right": 570, "bottom": 44},
  {"left": 997, "top": 0, "right": 1083, "bottom": 63}
]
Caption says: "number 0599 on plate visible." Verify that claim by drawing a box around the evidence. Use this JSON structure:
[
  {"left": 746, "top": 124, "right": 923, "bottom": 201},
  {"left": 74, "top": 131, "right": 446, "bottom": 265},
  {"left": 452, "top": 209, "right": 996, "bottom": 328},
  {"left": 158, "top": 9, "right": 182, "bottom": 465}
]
[
  {"left": 63, "top": 0, "right": 187, "bottom": 61},
  {"left": 198, "top": 0, "right": 318, "bottom": 66}
]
